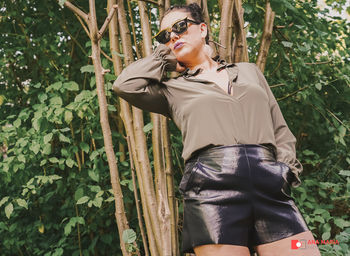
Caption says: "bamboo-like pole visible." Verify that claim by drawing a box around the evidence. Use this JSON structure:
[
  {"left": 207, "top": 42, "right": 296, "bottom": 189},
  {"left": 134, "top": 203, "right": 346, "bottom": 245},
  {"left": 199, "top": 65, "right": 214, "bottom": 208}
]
[
  {"left": 161, "top": 117, "right": 179, "bottom": 256},
  {"left": 201, "top": 0, "right": 217, "bottom": 56},
  {"left": 232, "top": 0, "right": 249, "bottom": 62},
  {"left": 218, "top": 0, "right": 234, "bottom": 61},
  {"left": 256, "top": 0, "right": 275, "bottom": 72},
  {"left": 127, "top": 135, "right": 150, "bottom": 256},
  {"left": 186, "top": 0, "right": 201, "bottom": 5},
  {"left": 116, "top": 0, "right": 161, "bottom": 255},
  {"left": 106, "top": 2, "right": 126, "bottom": 163},
  {"left": 61, "top": 0, "right": 136, "bottom": 255}
]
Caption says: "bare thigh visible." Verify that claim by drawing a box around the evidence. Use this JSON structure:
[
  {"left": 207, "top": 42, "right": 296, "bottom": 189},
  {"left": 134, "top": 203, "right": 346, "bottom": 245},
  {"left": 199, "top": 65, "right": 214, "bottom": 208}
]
[
  {"left": 255, "top": 230, "right": 321, "bottom": 256},
  {"left": 193, "top": 244, "right": 250, "bottom": 256}
]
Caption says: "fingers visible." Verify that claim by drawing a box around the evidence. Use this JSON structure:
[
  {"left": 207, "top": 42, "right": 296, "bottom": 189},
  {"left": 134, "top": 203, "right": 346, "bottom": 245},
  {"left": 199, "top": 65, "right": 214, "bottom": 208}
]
[{"left": 176, "top": 62, "right": 186, "bottom": 72}]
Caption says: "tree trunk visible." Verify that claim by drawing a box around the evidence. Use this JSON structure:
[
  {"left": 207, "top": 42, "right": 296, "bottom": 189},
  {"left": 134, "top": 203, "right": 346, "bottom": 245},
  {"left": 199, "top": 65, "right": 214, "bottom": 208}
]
[
  {"left": 256, "top": 0, "right": 275, "bottom": 72},
  {"left": 232, "top": 0, "right": 249, "bottom": 62}
]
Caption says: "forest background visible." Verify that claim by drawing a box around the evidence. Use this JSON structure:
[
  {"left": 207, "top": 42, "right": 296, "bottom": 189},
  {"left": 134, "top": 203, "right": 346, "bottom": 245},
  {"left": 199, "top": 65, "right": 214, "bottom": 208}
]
[{"left": 0, "top": 0, "right": 349, "bottom": 255}]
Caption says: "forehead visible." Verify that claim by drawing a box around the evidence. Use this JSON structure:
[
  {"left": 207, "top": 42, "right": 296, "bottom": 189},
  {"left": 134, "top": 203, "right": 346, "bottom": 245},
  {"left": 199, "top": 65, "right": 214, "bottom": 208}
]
[{"left": 160, "top": 10, "right": 190, "bottom": 30}]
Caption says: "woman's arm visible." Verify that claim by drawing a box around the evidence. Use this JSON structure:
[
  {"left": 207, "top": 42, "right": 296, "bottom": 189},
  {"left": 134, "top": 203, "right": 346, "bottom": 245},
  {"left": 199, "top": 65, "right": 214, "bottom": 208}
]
[
  {"left": 112, "top": 44, "right": 177, "bottom": 118},
  {"left": 252, "top": 63, "right": 303, "bottom": 187}
]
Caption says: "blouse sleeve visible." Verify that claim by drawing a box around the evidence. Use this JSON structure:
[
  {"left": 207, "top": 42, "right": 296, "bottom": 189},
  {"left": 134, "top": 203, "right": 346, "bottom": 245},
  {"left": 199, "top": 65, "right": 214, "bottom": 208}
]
[
  {"left": 112, "top": 44, "right": 178, "bottom": 119},
  {"left": 253, "top": 63, "right": 303, "bottom": 187}
]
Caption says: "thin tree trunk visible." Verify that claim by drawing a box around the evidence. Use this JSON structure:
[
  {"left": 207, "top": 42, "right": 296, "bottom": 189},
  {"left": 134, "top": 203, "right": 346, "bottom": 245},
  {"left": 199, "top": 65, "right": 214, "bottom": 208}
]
[
  {"left": 117, "top": 0, "right": 162, "bottom": 254},
  {"left": 161, "top": 117, "right": 179, "bottom": 256},
  {"left": 201, "top": 0, "right": 217, "bottom": 56},
  {"left": 256, "top": 0, "right": 275, "bottom": 72},
  {"left": 85, "top": 1, "right": 134, "bottom": 255},
  {"left": 232, "top": 0, "right": 249, "bottom": 62},
  {"left": 138, "top": 2, "right": 172, "bottom": 255},
  {"left": 107, "top": 0, "right": 126, "bottom": 163},
  {"left": 218, "top": 0, "right": 234, "bottom": 61},
  {"left": 186, "top": 0, "right": 201, "bottom": 6}
]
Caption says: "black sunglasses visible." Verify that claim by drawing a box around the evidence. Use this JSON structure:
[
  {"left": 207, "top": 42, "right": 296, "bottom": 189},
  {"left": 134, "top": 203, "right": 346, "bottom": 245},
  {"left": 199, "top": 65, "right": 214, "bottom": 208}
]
[{"left": 154, "top": 17, "right": 201, "bottom": 44}]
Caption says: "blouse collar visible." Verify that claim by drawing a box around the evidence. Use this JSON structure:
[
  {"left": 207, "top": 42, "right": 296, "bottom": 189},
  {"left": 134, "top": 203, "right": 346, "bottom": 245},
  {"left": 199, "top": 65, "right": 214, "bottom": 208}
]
[{"left": 181, "top": 57, "right": 238, "bottom": 82}]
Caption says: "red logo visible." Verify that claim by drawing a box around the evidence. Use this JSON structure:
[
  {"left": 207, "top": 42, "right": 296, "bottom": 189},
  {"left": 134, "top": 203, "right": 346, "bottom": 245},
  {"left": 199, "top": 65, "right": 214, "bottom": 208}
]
[{"left": 291, "top": 239, "right": 306, "bottom": 249}]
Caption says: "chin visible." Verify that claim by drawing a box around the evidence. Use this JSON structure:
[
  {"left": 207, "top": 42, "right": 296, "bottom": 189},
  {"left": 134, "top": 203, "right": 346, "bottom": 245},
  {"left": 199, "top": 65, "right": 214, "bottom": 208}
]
[{"left": 174, "top": 47, "right": 196, "bottom": 63}]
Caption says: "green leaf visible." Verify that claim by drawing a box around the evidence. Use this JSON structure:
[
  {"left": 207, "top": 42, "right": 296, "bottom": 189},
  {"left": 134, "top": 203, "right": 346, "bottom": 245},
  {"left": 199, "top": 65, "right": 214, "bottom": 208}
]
[
  {"left": 59, "top": 133, "right": 70, "bottom": 143},
  {"left": 80, "top": 65, "right": 95, "bottom": 73},
  {"left": 50, "top": 96, "right": 63, "bottom": 106},
  {"left": 74, "top": 188, "right": 84, "bottom": 201},
  {"left": 0, "top": 197, "right": 9, "bottom": 207},
  {"left": 38, "top": 92, "right": 48, "bottom": 103},
  {"left": 338, "top": 125, "right": 346, "bottom": 137},
  {"left": 90, "top": 151, "right": 99, "bottom": 160},
  {"left": 58, "top": 0, "right": 67, "bottom": 8},
  {"left": 107, "top": 104, "right": 116, "bottom": 112},
  {"left": 44, "top": 133, "right": 53, "bottom": 144},
  {"left": 76, "top": 196, "right": 89, "bottom": 205},
  {"left": 315, "top": 83, "right": 322, "bottom": 90},
  {"left": 13, "top": 119, "right": 21, "bottom": 128},
  {"left": 339, "top": 170, "right": 350, "bottom": 177},
  {"left": 322, "top": 231, "right": 331, "bottom": 240},
  {"left": 49, "top": 157, "right": 59, "bottom": 163},
  {"left": 334, "top": 218, "right": 350, "bottom": 229},
  {"left": 31, "top": 143, "right": 40, "bottom": 155},
  {"left": 16, "top": 199, "right": 28, "bottom": 209},
  {"left": 64, "top": 81, "right": 79, "bottom": 91},
  {"left": 143, "top": 122, "right": 153, "bottom": 133},
  {"left": 80, "top": 142, "right": 89, "bottom": 153},
  {"left": 92, "top": 197, "right": 103, "bottom": 208},
  {"left": 122, "top": 229, "right": 136, "bottom": 244},
  {"left": 88, "top": 170, "right": 99, "bottom": 182},
  {"left": 314, "top": 215, "right": 325, "bottom": 223},
  {"left": 282, "top": 41, "right": 293, "bottom": 48},
  {"left": 66, "top": 158, "right": 75, "bottom": 168},
  {"left": 18, "top": 154, "right": 26, "bottom": 163},
  {"left": 64, "top": 110, "right": 73, "bottom": 124},
  {"left": 5, "top": 203, "right": 13, "bottom": 219}
]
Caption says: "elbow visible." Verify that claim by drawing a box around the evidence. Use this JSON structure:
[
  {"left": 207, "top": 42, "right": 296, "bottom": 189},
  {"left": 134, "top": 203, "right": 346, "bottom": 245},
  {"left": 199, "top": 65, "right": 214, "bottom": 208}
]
[{"left": 112, "top": 78, "right": 123, "bottom": 94}]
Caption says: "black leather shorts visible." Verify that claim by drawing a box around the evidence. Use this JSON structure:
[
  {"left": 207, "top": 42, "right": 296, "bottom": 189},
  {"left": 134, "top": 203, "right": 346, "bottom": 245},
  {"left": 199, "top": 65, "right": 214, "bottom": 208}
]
[{"left": 179, "top": 144, "right": 309, "bottom": 254}]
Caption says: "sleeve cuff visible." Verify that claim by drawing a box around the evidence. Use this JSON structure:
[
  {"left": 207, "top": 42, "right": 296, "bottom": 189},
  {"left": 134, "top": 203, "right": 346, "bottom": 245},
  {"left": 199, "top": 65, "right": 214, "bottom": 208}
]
[{"left": 152, "top": 44, "right": 178, "bottom": 72}]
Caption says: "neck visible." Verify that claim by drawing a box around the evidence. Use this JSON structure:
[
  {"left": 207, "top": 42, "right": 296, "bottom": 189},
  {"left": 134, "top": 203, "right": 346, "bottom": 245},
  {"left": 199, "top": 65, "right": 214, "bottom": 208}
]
[{"left": 184, "top": 51, "right": 217, "bottom": 72}]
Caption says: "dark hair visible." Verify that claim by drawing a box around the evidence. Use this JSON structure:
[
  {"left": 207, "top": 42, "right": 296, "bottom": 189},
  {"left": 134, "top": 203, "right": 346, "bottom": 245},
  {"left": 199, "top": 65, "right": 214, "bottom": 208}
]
[{"left": 161, "top": 3, "right": 209, "bottom": 44}]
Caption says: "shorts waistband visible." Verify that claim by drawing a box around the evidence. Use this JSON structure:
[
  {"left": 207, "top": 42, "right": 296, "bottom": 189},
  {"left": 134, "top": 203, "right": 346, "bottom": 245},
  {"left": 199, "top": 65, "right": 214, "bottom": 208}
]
[{"left": 185, "top": 143, "right": 276, "bottom": 164}]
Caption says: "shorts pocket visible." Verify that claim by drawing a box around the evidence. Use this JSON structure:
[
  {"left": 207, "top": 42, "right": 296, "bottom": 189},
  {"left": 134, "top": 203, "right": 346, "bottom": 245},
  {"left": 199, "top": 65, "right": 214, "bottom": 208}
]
[
  {"left": 179, "top": 160, "right": 200, "bottom": 195},
  {"left": 277, "top": 161, "right": 294, "bottom": 198}
]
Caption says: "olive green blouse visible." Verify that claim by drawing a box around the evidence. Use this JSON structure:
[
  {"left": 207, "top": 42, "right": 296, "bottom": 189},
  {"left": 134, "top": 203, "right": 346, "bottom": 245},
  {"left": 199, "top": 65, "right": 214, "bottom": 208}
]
[{"left": 113, "top": 44, "right": 303, "bottom": 187}]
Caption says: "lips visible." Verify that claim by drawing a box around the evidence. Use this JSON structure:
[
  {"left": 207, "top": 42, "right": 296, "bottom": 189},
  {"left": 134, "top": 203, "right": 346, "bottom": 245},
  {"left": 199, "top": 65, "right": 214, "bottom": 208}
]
[{"left": 174, "top": 42, "right": 184, "bottom": 50}]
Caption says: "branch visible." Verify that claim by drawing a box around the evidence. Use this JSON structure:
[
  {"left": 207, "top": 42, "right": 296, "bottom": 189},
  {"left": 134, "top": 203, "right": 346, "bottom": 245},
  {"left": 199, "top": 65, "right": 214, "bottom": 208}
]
[
  {"left": 75, "top": 13, "right": 91, "bottom": 39},
  {"left": 256, "top": 0, "right": 275, "bottom": 72},
  {"left": 275, "top": 23, "right": 294, "bottom": 29},
  {"left": 305, "top": 61, "right": 332, "bottom": 65},
  {"left": 129, "top": 0, "right": 159, "bottom": 5},
  {"left": 98, "top": 4, "right": 118, "bottom": 40},
  {"left": 277, "top": 85, "right": 310, "bottom": 101},
  {"left": 63, "top": 1, "right": 89, "bottom": 25},
  {"left": 326, "top": 108, "right": 350, "bottom": 131}
]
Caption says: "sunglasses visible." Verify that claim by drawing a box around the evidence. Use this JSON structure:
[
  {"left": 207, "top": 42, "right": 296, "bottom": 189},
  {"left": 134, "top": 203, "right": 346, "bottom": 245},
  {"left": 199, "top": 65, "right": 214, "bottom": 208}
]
[{"left": 154, "top": 17, "right": 201, "bottom": 44}]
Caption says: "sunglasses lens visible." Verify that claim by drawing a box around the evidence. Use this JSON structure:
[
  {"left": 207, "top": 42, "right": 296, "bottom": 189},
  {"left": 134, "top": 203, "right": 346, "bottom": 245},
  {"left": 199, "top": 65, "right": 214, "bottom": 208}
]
[
  {"left": 173, "top": 20, "right": 188, "bottom": 34},
  {"left": 156, "top": 31, "right": 171, "bottom": 44},
  {"left": 155, "top": 18, "right": 189, "bottom": 44}
]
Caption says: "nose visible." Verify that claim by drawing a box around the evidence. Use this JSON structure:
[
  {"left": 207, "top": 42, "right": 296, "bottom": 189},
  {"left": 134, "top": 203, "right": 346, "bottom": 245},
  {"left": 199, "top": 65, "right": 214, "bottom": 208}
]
[{"left": 169, "top": 31, "right": 179, "bottom": 42}]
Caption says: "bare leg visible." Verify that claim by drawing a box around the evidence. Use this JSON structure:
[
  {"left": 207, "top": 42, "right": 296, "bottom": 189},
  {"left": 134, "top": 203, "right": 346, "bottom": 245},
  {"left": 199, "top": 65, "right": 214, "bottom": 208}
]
[
  {"left": 194, "top": 244, "right": 251, "bottom": 256},
  {"left": 255, "top": 230, "right": 321, "bottom": 256}
]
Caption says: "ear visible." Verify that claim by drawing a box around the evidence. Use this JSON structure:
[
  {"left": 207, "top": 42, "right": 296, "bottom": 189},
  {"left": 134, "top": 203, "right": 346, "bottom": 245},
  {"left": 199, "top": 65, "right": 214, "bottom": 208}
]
[{"left": 200, "top": 23, "right": 208, "bottom": 40}]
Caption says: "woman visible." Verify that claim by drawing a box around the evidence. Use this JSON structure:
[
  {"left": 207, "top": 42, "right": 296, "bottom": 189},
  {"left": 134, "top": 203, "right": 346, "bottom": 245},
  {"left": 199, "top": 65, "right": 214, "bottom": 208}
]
[{"left": 113, "top": 3, "right": 321, "bottom": 256}]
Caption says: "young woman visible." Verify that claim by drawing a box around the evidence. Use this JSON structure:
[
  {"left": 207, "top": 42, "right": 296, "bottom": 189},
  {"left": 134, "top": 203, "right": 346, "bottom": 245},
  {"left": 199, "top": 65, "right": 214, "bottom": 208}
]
[{"left": 113, "top": 3, "right": 321, "bottom": 256}]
